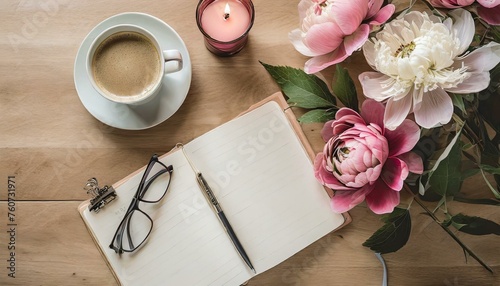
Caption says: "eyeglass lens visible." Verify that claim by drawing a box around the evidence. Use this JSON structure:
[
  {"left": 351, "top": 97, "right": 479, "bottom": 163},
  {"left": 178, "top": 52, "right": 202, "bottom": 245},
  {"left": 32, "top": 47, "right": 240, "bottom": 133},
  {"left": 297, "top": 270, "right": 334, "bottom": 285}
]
[{"left": 110, "top": 155, "right": 173, "bottom": 253}]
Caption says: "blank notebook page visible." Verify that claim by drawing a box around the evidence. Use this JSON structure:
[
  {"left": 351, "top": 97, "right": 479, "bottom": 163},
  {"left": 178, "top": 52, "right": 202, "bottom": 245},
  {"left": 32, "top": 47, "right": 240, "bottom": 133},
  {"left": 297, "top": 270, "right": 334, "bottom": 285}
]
[
  {"left": 82, "top": 150, "right": 251, "bottom": 286},
  {"left": 185, "top": 101, "right": 346, "bottom": 274}
]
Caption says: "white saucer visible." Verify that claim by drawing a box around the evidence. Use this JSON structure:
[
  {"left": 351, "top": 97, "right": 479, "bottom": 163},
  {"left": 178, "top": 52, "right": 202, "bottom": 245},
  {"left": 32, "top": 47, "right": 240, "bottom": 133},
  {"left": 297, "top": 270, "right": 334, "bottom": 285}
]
[{"left": 74, "top": 12, "right": 192, "bottom": 130}]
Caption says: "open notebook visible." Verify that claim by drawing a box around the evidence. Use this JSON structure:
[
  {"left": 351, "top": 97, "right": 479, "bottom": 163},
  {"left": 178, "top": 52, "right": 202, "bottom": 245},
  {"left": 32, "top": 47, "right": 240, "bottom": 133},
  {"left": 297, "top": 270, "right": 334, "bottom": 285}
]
[{"left": 78, "top": 93, "right": 350, "bottom": 286}]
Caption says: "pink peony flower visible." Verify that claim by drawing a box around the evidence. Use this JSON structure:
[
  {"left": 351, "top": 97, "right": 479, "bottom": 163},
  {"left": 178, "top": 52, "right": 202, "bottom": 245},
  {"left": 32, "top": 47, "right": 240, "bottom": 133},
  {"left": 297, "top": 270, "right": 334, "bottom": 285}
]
[
  {"left": 429, "top": 0, "right": 500, "bottom": 25},
  {"left": 359, "top": 9, "right": 500, "bottom": 130},
  {"left": 314, "top": 99, "right": 423, "bottom": 214},
  {"left": 289, "top": 0, "right": 395, "bottom": 74},
  {"left": 477, "top": 1, "right": 500, "bottom": 25},
  {"left": 428, "top": 0, "right": 475, "bottom": 8}
]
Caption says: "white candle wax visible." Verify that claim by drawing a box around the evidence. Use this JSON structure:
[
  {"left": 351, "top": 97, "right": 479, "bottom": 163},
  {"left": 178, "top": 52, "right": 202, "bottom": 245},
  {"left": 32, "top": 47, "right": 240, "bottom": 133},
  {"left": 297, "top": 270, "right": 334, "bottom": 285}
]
[{"left": 201, "top": 0, "right": 251, "bottom": 42}]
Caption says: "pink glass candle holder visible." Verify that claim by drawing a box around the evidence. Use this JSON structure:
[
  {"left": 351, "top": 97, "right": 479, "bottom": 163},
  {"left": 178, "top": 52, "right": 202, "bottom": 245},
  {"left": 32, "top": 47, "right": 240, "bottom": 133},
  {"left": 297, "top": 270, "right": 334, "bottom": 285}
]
[{"left": 196, "top": 0, "right": 255, "bottom": 56}]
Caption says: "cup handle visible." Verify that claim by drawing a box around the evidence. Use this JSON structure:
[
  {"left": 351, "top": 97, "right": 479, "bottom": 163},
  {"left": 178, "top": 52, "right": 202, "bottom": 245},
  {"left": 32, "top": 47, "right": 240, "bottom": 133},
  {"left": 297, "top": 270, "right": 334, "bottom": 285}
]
[{"left": 163, "top": 50, "right": 183, "bottom": 74}]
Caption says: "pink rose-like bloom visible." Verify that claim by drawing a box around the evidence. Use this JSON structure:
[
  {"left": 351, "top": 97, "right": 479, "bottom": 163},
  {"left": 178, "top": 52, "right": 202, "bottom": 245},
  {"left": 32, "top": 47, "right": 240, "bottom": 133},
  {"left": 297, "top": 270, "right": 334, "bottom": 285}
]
[
  {"left": 429, "top": 0, "right": 500, "bottom": 25},
  {"left": 314, "top": 100, "right": 423, "bottom": 214},
  {"left": 289, "top": 0, "right": 395, "bottom": 74}
]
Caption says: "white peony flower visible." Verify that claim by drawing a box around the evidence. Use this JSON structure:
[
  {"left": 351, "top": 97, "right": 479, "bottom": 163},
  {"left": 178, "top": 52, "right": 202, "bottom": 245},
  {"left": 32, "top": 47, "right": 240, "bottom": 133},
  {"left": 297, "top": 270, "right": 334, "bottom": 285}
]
[{"left": 359, "top": 9, "right": 500, "bottom": 130}]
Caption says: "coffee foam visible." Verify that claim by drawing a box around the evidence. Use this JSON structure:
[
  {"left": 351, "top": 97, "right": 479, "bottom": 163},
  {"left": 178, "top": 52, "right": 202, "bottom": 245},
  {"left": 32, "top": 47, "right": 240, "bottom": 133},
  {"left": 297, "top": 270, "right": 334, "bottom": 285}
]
[{"left": 92, "top": 31, "right": 161, "bottom": 97}]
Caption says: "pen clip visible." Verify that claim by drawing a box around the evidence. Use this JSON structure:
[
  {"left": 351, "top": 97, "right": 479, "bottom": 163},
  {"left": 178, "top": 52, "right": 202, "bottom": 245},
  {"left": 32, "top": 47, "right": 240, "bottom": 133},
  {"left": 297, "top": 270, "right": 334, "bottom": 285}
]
[
  {"left": 84, "top": 178, "right": 117, "bottom": 213},
  {"left": 196, "top": 173, "right": 222, "bottom": 213}
]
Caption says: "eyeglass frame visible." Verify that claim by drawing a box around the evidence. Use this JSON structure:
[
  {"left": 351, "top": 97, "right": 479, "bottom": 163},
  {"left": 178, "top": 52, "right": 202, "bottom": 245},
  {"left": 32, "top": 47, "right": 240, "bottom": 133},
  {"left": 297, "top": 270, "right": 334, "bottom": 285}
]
[{"left": 109, "top": 154, "right": 173, "bottom": 255}]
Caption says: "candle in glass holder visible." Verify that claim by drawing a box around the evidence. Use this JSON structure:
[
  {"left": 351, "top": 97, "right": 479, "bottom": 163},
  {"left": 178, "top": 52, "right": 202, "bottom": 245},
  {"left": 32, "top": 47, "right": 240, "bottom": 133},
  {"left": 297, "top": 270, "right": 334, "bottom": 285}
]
[{"left": 196, "top": 0, "right": 255, "bottom": 56}]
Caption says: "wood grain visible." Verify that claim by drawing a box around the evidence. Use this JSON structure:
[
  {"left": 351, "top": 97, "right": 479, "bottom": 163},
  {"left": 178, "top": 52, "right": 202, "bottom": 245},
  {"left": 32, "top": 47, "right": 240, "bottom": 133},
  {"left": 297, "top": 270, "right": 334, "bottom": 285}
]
[{"left": 0, "top": 0, "right": 498, "bottom": 285}]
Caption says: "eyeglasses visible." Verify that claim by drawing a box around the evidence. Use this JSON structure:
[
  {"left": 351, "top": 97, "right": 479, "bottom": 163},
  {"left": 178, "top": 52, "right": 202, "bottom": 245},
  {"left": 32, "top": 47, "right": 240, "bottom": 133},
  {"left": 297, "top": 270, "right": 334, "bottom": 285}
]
[{"left": 109, "top": 154, "right": 173, "bottom": 254}]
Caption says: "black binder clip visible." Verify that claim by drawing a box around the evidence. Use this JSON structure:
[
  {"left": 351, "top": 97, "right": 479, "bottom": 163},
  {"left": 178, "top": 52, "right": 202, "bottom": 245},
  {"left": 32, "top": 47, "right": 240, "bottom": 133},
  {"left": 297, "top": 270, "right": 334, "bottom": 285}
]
[{"left": 84, "top": 178, "right": 117, "bottom": 213}]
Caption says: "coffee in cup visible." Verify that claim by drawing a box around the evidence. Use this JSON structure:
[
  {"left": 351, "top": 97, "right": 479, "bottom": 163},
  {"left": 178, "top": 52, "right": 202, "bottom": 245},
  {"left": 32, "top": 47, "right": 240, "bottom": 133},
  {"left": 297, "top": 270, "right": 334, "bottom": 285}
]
[{"left": 87, "top": 24, "right": 183, "bottom": 105}]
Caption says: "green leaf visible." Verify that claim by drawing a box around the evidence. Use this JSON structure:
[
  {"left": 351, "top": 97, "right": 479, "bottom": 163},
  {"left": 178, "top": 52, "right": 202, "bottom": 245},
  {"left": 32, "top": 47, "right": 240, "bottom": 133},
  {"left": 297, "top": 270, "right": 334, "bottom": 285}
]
[
  {"left": 451, "top": 93, "right": 467, "bottom": 114},
  {"left": 461, "top": 142, "right": 474, "bottom": 151},
  {"left": 298, "top": 109, "right": 337, "bottom": 123},
  {"left": 480, "top": 169, "right": 500, "bottom": 199},
  {"left": 490, "top": 26, "right": 500, "bottom": 43},
  {"left": 480, "top": 133, "right": 500, "bottom": 167},
  {"left": 428, "top": 138, "right": 463, "bottom": 197},
  {"left": 454, "top": 196, "right": 500, "bottom": 206},
  {"left": 478, "top": 67, "right": 500, "bottom": 135},
  {"left": 425, "top": 125, "right": 463, "bottom": 176},
  {"left": 260, "top": 62, "right": 336, "bottom": 109},
  {"left": 462, "top": 167, "right": 480, "bottom": 180},
  {"left": 445, "top": 213, "right": 500, "bottom": 235},
  {"left": 363, "top": 208, "right": 411, "bottom": 254},
  {"left": 480, "top": 164, "right": 500, "bottom": 175},
  {"left": 463, "top": 93, "right": 475, "bottom": 102},
  {"left": 332, "top": 65, "right": 358, "bottom": 111}
]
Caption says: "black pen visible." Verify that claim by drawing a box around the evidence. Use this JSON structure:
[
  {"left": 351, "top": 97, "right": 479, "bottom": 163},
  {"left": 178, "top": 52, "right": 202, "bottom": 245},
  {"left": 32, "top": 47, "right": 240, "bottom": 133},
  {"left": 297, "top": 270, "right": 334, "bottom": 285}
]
[{"left": 196, "top": 172, "right": 256, "bottom": 274}]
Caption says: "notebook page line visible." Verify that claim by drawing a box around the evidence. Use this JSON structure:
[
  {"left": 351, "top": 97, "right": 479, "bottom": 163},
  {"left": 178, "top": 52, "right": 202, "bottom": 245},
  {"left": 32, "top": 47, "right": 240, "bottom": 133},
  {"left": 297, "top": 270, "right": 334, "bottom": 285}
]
[{"left": 183, "top": 101, "right": 345, "bottom": 274}]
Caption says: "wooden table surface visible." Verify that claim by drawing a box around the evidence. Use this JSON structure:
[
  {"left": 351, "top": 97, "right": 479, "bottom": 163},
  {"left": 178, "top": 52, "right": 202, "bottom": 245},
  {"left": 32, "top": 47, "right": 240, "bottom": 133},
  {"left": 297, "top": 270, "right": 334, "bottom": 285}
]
[{"left": 0, "top": 0, "right": 498, "bottom": 285}]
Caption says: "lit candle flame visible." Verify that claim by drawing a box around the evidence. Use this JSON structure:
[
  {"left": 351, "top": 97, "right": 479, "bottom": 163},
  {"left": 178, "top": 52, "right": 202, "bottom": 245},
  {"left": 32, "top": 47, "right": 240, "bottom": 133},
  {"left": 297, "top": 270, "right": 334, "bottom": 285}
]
[{"left": 223, "top": 3, "right": 230, "bottom": 20}]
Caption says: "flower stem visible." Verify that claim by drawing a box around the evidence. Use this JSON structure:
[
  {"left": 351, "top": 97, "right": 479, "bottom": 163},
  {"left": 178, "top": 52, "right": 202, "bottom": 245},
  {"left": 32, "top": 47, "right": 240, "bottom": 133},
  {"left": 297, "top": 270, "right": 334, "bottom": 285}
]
[{"left": 404, "top": 185, "right": 494, "bottom": 273}]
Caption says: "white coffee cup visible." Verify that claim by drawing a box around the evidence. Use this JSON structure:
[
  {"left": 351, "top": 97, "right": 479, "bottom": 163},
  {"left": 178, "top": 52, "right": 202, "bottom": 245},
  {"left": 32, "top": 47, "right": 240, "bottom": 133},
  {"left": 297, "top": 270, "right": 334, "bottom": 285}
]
[{"left": 86, "top": 24, "right": 183, "bottom": 105}]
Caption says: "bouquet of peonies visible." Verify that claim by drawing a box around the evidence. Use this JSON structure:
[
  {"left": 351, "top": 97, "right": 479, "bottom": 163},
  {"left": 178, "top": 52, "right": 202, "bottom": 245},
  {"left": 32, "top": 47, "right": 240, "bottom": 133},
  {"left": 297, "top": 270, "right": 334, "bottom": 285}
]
[{"left": 262, "top": 0, "right": 500, "bottom": 271}]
